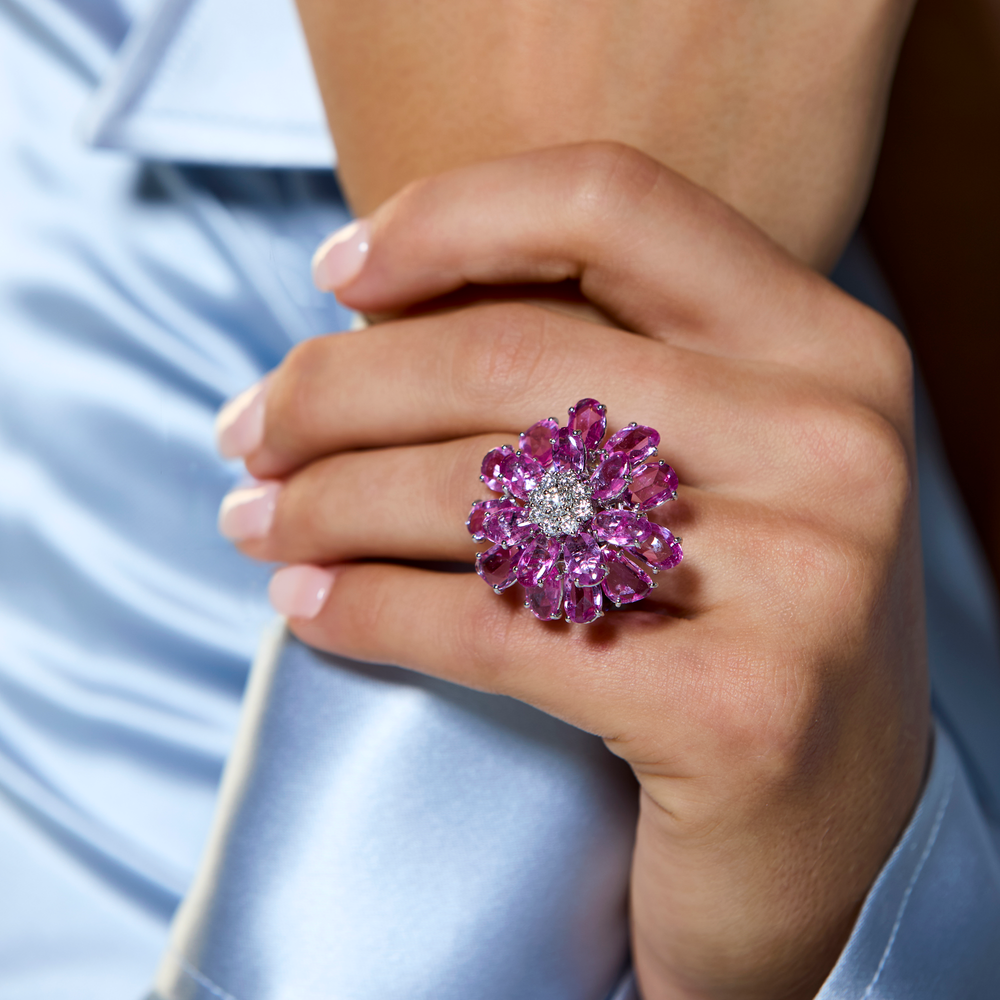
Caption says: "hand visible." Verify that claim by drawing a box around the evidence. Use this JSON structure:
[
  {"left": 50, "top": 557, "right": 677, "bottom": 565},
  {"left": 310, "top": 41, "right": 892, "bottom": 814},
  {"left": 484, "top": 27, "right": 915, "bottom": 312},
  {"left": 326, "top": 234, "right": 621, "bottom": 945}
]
[{"left": 217, "top": 145, "right": 930, "bottom": 1000}]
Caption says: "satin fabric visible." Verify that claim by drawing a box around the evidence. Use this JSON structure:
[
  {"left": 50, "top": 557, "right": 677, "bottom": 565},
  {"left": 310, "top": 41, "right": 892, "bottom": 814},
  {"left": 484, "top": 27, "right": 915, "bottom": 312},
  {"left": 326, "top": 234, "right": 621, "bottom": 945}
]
[
  {"left": 1, "top": 1, "right": 999, "bottom": 998},
  {"left": 0, "top": 2, "right": 352, "bottom": 994},
  {"left": 153, "top": 624, "right": 638, "bottom": 1000}
]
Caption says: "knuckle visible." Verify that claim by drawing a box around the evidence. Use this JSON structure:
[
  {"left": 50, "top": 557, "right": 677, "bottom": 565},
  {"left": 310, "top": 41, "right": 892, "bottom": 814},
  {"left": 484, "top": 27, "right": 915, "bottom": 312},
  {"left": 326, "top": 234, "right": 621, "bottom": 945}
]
[
  {"left": 859, "top": 311, "right": 915, "bottom": 407},
  {"left": 559, "top": 142, "right": 663, "bottom": 235},
  {"left": 450, "top": 303, "right": 550, "bottom": 406},
  {"left": 271, "top": 335, "right": 337, "bottom": 443},
  {"left": 794, "top": 396, "right": 913, "bottom": 522},
  {"left": 452, "top": 590, "right": 520, "bottom": 693}
]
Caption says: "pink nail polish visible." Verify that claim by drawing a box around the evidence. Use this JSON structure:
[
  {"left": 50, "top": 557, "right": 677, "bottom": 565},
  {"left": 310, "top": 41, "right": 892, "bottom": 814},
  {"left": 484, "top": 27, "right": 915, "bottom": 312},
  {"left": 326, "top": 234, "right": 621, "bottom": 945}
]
[
  {"left": 218, "top": 481, "right": 281, "bottom": 540},
  {"left": 269, "top": 565, "right": 336, "bottom": 620},
  {"left": 312, "top": 220, "right": 370, "bottom": 291},
  {"left": 216, "top": 380, "right": 267, "bottom": 459}
]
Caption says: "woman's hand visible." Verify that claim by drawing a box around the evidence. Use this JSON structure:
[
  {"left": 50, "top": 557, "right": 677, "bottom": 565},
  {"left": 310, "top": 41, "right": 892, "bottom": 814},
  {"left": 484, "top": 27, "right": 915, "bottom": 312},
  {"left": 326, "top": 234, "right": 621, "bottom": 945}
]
[{"left": 217, "top": 145, "right": 929, "bottom": 1000}]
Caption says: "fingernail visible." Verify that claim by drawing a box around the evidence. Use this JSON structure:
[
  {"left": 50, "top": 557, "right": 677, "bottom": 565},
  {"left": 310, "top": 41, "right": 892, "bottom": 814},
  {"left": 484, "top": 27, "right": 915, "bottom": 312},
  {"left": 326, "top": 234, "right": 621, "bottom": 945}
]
[
  {"left": 218, "top": 481, "right": 281, "bottom": 540},
  {"left": 312, "top": 219, "right": 370, "bottom": 291},
  {"left": 216, "top": 380, "right": 267, "bottom": 459},
  {"left": 269, "top": 565, "right": 336, "bottom": 620}
]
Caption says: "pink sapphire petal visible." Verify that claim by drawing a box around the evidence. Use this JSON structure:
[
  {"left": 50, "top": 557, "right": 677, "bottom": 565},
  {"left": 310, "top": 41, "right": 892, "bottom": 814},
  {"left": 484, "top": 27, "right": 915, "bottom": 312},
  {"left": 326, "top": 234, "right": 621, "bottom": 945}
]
[
  {"left": 467, "top": 499, "right": 511, "bottom": 540},
  {"left": 628, "top": 461, "right": 678, "bottom": 510},
  {"left": 516, "top": 536, "right": 560, "bottom": 587},
  {"left": 551, "top": 426, "right": 587, "bottom": 473},
  {"left": 590, "top": 453, "right": 630, "bottom": 503},
  {"left": 591, "top": 509, "right": 649, "bottom": 546},
  {"left": 524, "top": 565, "right": 564, "bottom": 621},
  {"left": 633, "top": 522, "right": 684, "bottom": 570},
  {"left": 601, "top": 549, "right": 654, "bottom": 606},
  {"left": 476, "top": 543, "right": 520, "bottom": 592},
  {"left": 563, "top": 532, "right": 607, "bottom": 588},
  {"left": 519, "top": 418, "right": 559, "bottom": 465},
  {"left": 565, "top": 582, "right": 603, "bottom": 624},
  {"left": 504, "top": 453, "right": 547, "bottom": 500},
  {"left": 486, "top": 506, "right": 539, "bottom": 547},
  {"left": 481, "top": 445, "right": 516, "bottom": 492},
  {"left": 568, "top": 398, "right": 607, "bottom": 450},
  {"left": 606, "top": 424, "right": 660, "bottom": 463}
]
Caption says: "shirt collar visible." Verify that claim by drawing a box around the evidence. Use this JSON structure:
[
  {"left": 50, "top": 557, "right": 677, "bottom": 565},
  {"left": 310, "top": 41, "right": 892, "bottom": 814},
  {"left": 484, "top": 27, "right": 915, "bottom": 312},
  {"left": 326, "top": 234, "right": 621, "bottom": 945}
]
[{"left": 81, "top": 0, "right": 335, "bottom": 168}]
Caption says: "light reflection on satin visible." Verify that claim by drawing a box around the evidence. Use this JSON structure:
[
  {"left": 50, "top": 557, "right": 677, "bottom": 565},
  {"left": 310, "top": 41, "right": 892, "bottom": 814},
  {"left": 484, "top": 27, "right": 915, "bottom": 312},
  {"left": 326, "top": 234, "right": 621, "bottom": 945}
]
[
  {"left": 2, "top": 0, "right": 999, "bottom": 996},
  {"left": 153, "top": 625, "right": 637, "bottom": 1000}
]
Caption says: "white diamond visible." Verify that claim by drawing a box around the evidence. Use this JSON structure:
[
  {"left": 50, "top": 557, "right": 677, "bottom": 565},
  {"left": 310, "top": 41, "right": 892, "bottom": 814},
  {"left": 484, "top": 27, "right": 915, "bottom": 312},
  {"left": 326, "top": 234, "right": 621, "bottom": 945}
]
[{"left": 526, "top": 469, "right": 595, "bottom": 537}]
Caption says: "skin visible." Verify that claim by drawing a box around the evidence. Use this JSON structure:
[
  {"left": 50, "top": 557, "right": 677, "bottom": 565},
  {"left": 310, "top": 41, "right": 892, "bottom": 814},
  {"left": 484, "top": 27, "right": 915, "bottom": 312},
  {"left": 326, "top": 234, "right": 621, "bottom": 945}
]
[
  {"left": 295, "top": 0, "right": 915, "bottom": 269},
  {"left": 226, "top": 145, "right": 930, "bottom": 999}
]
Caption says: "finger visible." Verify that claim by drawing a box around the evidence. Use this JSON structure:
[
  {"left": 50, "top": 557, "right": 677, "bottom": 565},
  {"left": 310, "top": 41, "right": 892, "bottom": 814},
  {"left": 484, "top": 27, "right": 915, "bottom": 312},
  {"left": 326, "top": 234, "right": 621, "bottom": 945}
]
[
  {"left": 245, "top": 302, "right": 851, "bottom": 482},
  {"left": 320, "top": 143, "right": 905, "bottom": 396},
  {"left": 225, "top": 439, "right": 792, "bottom": 621},
  {"left": 274, "top": 560, "right": 721, "bottom": 749}
]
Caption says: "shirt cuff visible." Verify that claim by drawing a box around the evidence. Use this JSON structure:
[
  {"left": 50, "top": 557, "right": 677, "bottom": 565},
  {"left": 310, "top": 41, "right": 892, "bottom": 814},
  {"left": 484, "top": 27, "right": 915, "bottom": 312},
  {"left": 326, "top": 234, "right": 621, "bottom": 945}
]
[{"left": 817, "top": 721, "right": 1000, "bottom": 998}]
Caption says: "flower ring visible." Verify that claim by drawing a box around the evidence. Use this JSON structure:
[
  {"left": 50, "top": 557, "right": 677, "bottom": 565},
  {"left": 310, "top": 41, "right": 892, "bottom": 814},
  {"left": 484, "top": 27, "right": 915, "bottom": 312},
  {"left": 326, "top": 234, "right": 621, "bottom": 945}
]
[{"left": 467, "top": 398, "right": 683, "bottom": 623}]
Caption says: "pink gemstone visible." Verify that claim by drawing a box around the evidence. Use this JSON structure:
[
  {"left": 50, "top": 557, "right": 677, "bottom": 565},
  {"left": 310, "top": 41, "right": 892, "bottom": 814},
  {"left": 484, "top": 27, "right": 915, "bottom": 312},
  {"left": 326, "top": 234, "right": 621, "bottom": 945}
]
[
  {"left": 628, "top": 461, "right": 678, "bottom": 510},
  {"left": 486, "top": 506, "right": 539, "bottom": 547},
  {"left": 467, "top": 499, "right": 509, "bottom": 540},
  {"left": 503, "top": 453, "right": 546, "bottom": 501},
  {"left": 591, "top": 509, "right": 649, "bottom": 546},
  {"left": 519, "top": 418, "right": 559, "bottom": 465},
  {"left": 476, "top": 543, "right": 520, "bottom": 592},
  {"left": 568, "top": 398, "right": 607, "bottom": 450},
  {"left": 601, "top": 549, "right": 654, "bottom": 606},
  {"left": 516, "top": 536, "right": 560, "bottom": 587},
  {"left": 481, "top": 445, "right": 515, "bottom": 492},
  {"left": 606, "top": 424, "right": 660, "bottom": 463},
  {"left": 524, "top": 565, "right": 564, "bottom": 621},
  {"left": 633, "top": 522, "right": 683, "bottom": 570},
  {"left": 590, "top": 453, "right": 630, "bottom": 503},
  {"left": 563, "top": 532, "right": 607, "bottom": 587},
  {"left": 552, "top": 426, "right": 587, "bottom": 473},
  {"left": 565, "top": 582, "right": 603, "bottom": 624}
]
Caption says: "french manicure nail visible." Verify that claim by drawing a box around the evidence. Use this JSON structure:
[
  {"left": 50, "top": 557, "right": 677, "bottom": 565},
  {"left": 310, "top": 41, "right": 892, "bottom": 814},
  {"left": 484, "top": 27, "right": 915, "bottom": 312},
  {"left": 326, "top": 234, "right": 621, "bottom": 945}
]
[
  {"left": 218, "top": 481, "right": 281, "bottom": 541},
  {"left": 269, "top": 565, "right": 336, "bottom": 620},
  {"left": 312, "top": 219, "right": 370, "bottom": 290},
  {"left": 216, "top": 380, "right": 267, "bottom": 459}
]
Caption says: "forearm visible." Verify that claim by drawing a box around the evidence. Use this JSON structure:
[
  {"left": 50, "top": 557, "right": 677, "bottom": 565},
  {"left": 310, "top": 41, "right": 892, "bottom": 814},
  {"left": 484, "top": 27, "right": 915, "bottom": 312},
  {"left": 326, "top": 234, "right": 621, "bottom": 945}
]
[{"left": 296, "top": 0, "right": 913, "bottom": 268}]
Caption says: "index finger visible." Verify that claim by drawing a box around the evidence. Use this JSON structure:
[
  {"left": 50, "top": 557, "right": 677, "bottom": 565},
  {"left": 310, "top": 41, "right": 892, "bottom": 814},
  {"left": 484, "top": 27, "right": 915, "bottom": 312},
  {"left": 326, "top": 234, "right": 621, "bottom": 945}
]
[{"left": 319, "top": 143, "right": 903, "bottom": 393}]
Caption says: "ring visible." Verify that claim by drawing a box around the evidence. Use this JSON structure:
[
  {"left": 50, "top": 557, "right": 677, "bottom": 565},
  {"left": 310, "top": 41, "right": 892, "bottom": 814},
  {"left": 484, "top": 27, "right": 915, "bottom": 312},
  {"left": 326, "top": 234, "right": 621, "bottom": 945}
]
[{"left": 467, "top": 398, "right": 682, "bottom": 623}]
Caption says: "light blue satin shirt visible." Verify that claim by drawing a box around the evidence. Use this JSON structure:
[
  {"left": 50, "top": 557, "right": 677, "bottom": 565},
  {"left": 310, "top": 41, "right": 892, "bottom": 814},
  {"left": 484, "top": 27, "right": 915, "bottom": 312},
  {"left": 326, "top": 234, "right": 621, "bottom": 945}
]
[{"left": 0, "top": 2, "right": 998, "bottom": 998}]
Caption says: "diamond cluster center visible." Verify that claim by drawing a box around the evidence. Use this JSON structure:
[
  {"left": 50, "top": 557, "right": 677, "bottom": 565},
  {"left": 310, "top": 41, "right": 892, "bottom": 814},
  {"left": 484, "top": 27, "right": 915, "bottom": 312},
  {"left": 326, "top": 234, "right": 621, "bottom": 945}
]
[{"left": 526, "top": 469, "right": 595, "bottom": 537}]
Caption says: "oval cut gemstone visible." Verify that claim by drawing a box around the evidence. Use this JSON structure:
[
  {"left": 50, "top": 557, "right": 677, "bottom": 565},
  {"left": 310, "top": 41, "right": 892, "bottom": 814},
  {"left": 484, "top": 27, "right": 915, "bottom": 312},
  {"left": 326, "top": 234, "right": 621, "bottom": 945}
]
[
  {"left": 565, "top": 582, "right": 603, "bottom": 624},
  {"left": 591, "top": 509, "right": 648, "bottom": 546},
  {"left": 467, "top": 498, "right": 511, "bottom": 540},
  {"left": 503, "top": 453, "right": 546, "bottom": 501},
  {"left": 634, "top": 522, "right": 683, "bottom": 570},
  {"left": 568, "top": 398, "right": 607, "bottom": 450},
  {"left": 601, "top": 549, "right": 654, "bottom": 606},
  {"left": 519, "top": 418, "right": 559, "bottom": 465},
  {"left": 475, "top": 543, "right": 519, "bottom": 592},
  {"left": 590, "top": 453, "right": 630, "bottom": 503},
  {"left": 628, "top": 461, "right": 678, "bottom": 510},
  {"left": 481, "top": 445, "right": 515, "bottom": 492},
  {"left": 516, "top": 536, "right": 560, "bottom": 587},
  {"left": 606, "top": 424, "right": 660, "bottom": 464},
  {"left": 551, "top": 426, "right": 587, "bottom": 473},
  {"left": 524, "top": 565, "right": 564, "bottom": 621},
  {"left": 563, "top": 531, "right": 607, "bottom": 587},
  {"left": 485, "top": 506, "right": 539, "bottom": 547}
]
